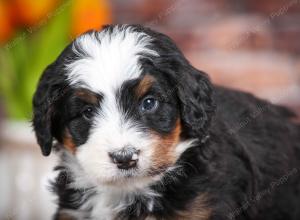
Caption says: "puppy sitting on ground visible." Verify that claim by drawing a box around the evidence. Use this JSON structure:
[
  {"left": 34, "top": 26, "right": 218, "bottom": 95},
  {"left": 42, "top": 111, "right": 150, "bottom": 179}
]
[{"left": 32, "top": 24, "right": 300, "bottom": 220}]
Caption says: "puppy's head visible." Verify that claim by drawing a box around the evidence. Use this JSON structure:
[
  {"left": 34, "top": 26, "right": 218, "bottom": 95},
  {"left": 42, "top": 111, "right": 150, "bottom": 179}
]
[{"left": 32, "top": 25, "right": 214, "bottom": 187}]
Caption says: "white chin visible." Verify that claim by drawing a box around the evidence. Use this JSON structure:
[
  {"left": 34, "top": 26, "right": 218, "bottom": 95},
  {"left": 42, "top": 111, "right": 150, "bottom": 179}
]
[{"left": 95, "top": 172, "right": 158, "bottom": 190}]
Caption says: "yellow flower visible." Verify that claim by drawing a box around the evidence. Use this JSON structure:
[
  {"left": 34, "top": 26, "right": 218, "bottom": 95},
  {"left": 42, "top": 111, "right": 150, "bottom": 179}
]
[
  {"left": 0, "top": 1, "right": 14, "bottom": 43},
  {"left": 10, "top": 0, "right": 60, "bottom": 26},
  {"left": 71, "top": 0, "right": 112, "bottom": 38}
]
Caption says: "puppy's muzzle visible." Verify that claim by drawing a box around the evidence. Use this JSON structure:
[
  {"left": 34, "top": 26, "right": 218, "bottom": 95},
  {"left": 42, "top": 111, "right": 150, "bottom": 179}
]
[{"left": 109, "top": 147, "right": 139, "bottom": 170}]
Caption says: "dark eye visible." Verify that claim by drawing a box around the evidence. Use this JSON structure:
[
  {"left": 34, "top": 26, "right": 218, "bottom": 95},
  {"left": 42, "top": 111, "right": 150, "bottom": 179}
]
[
  {"left": 141, "top": 96, "right": 159, "bottom": 112},
  {"left": 81, "top": 106, "right": 94, "bottom": 120}
]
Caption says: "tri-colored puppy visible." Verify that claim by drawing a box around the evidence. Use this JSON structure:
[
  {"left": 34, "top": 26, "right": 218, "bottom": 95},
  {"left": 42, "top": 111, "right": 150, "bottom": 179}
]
[{"left": 32, "top": 24, "right": 300, "bottom": 220}]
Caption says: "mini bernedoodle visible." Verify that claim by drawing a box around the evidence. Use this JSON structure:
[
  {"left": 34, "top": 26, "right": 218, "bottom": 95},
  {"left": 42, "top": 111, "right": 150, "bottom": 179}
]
[{"left": 32, "top": 24, "right": 300, "bottom": 220}]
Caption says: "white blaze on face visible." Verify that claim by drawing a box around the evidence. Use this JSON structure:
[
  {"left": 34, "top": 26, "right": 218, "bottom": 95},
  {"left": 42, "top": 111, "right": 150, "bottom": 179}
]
[
  {"left": 65, "top": 26, "right": 159, "bottom": 184},
  {"left": 67, "top": 26, "right": 157, "bottom": 94}
]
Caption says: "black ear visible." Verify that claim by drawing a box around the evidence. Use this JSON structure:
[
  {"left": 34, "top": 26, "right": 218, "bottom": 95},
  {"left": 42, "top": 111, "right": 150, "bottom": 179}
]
[
  {"left": 177, "top": 67, "right": 215, "bottom": 138},
  {"left": 32, "top": 63, "right": 66, "bottom": 156}
]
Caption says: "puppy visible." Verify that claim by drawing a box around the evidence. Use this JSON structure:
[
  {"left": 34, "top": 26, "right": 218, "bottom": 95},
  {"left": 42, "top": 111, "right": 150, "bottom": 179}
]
[{"left": 32, "top": 24, "right": 300, "bottom": 220}]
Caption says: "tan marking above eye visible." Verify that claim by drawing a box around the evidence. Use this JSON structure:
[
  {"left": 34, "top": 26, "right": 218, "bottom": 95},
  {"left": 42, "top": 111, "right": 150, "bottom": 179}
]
[
  {"left": 135, "top": 75, "right": 155, "bottom": 98},
  {"left": 74, "top": 88, "right": 100, "bottom": 104}
]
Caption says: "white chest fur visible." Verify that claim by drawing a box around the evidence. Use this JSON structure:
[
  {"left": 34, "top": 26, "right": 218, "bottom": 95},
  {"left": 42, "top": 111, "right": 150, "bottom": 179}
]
[{"left": 86, "top": 186, "right": 159, "bottom": 220}]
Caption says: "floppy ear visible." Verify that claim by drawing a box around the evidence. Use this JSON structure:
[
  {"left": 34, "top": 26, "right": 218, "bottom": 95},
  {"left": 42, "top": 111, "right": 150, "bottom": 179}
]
[
  {"left": 140, "top": 27, "right": 215, "bottom": 138},
  {"left": 32, "top": 63, "right": 66, "bottom": 156},
  {"left": 177, "top": 67, "right": 215, "bottom": 138}
]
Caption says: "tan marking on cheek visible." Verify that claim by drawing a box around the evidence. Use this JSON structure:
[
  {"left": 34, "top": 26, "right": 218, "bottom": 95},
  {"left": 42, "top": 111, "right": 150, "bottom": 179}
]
[
  {"left": 135, "top": 75, "right": 155, "bottom": 98},
  {"left": 151, "top": 119, "right": 182, "bottom": 170},
  {"left": 63, "top": 130, "right": 76, "bottom": 154},
  {"left": 174, "top": 194, "right": 212, "bottom": 220}
]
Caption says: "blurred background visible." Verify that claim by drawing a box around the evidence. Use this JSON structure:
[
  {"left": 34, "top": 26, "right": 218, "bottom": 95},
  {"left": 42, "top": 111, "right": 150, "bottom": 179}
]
[{"left": 0, "top": 0, "right": 299, "bottom": 219}]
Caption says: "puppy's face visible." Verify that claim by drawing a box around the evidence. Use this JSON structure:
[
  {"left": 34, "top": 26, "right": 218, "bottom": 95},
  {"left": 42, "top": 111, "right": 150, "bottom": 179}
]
[
  {"left": 33, "top": 25, "right": 214, "bottom": 187},
  {"left": 59, "top": 71, "right": 182, "bottom": 185}
]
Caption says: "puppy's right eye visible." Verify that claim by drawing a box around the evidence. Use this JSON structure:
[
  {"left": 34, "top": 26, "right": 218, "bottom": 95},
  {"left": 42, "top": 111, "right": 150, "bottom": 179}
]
[
  {"left": 81, "top": 106, "right": 94, "bottom": 120},
  {"left": 140, "top": 96, "right": 159, "bottom": 113}
]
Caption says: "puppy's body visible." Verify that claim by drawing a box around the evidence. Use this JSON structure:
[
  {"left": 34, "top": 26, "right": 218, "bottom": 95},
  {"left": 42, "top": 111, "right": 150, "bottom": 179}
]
[{"left": 32, "top": 25, "right": 300, "bottom": 220}]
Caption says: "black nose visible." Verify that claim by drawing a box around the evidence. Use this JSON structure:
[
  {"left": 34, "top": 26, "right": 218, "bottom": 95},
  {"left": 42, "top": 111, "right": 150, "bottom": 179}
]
[{"left": 109, "top": 147, "right": 139, "bottom": 170}]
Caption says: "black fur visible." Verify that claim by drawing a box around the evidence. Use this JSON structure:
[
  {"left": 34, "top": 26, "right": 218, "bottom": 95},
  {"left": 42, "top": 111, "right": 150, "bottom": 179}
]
[
  {"left": 32, "top": 25, "right": 300, "bottom": 220},
  {"left": 117, "top": 74, "right": 179, "bottom": 135},
  {"left": 32, "top": 43, "right": 77, "bottom": 156}
]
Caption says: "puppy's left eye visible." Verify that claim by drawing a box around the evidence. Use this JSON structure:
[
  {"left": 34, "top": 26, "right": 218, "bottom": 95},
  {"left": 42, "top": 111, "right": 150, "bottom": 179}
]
[
  {"left": 140, "top": 96, "right": 159, "bottom": 113},
  {"left": 81, "top": 106, "right": 94, "bottom": 120}
]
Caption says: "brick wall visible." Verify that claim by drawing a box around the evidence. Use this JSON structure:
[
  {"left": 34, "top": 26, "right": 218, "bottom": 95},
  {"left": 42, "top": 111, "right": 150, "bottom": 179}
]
[{"left": 112, "top": 0, "right": 300, "bottom": 114}]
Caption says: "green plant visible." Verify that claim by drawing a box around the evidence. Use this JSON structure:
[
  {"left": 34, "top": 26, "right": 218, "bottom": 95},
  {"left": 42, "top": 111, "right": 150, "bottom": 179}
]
[{"left": 0, "top": 3, "right": 71, "bottom": 120}]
